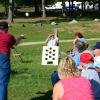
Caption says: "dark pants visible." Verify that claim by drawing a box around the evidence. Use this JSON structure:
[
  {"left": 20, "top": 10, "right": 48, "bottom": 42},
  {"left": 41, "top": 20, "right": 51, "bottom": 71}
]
[
  {"left": 0, "top": 53, "right": 10, "bottom": 100},
  {"left": 51, "top": 71, "right": 59, "bottom": 86}
]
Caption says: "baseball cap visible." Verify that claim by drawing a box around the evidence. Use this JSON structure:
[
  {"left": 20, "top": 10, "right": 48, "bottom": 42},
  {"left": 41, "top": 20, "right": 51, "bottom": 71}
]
[
  {"left": 80, "top": 53, "right": 93, "bottom": 63},
  {"left": 0, "top": 21, "right": 8, "bottom": 29},
  {"left": 93, "top": 42, "right": 100, "bottom": 50}
]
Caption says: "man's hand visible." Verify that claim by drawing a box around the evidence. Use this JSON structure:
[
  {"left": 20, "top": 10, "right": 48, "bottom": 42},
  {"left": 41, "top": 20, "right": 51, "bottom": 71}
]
[
  {"left": 15, "top": 34, "right": 26, "bottom": 45},
  {"left": 20, "top": 34, "right": 26, "bottom": 39}
]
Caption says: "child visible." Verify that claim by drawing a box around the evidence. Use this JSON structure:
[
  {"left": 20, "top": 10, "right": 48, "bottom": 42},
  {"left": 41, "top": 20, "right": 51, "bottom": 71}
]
[{"left": 46, "top": 34, "right": 59, "bottom": 46}]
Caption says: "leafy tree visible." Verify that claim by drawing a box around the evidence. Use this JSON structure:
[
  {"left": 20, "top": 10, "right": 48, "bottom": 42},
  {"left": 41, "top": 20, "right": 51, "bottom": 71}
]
[
  {"left": 0, "top": 0, "right": 9, "bottom": 14},
  {"left": 0, "top": 0, "right": 5, "bottom": 4},
  {"left": 14, "top": 0, "right": 33, "bottom": 6}
]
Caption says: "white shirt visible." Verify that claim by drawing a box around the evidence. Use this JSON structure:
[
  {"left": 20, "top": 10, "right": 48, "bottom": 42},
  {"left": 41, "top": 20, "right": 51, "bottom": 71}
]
[{"left": 47, "top": 38, "right": 58, "bottom": 46}]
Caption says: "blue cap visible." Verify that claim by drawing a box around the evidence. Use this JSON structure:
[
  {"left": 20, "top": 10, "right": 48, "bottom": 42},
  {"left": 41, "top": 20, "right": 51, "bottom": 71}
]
[{"left": 93, "top": 42, "right": 100, "bottom": 50}]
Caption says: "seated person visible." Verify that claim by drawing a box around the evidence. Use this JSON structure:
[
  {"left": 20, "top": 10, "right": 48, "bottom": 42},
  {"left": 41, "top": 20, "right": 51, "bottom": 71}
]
[
  {"left": 51, "top": 40, "right": 88, "bottom": 86},
  {"left": 73, "top": 32, "right": 87, "bottom": 44},
  {"left": 80, "top": 53, "right": 100, "bottom": 100},
  {"left": 71, "top": 40, "right": 88, "bottom": 69},
  {"left": 45, "top": 34, "right": 59, "bottom": 46},
  {"left": 93, "top": 42, "right": 100, "bottom": 69},
  {"left": 52, "top": 56, "right": 94, "bottom": 100}
]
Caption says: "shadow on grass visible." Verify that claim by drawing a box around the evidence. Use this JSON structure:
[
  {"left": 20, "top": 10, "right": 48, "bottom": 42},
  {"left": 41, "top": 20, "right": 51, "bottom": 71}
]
[
  {"left": 11, "top": 68, "right": 29, "bottom": 75},
  {"left": 30, "top": 90, "right": 52, "bottom": 100},
  {"left": 66, "top": 50, "right": 70, "bottom": 53},
  {"left": 22, "top": 60, "right": 33, "bottom": 63},
  {"left": 12, "top": 58, "right": 33, "bottom": 64}
]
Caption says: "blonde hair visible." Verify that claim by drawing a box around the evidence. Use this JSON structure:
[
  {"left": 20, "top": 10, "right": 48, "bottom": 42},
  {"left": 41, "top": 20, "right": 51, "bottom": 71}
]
[{"left": 58, "top": 56, "right": 80, "bottom": 79}]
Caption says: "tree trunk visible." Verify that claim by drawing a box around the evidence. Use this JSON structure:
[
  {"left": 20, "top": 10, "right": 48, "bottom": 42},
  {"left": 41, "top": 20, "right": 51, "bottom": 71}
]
[
  {"left": 92, "top": 0, "right": 95, "bottom": 10},
  {"left": 83, "top": 1, "right": 85, "bottom": 11},
  {"left": 69, "top": 0, "right": 71, "bottom": 11},
  {"left": 98, "top": 0, "right": 100, "bottom": 11},
  {"left": 71, "top": 0, "right": 73, "bottom": 12},
  {"left": 4, "top": 0, "right": 8, "bottom": 15},
  {"left": 34, "top": 0, "right": 39, "bottom": 15},
  {"left": 42, "top": 0, "right": 46, "bottom": 18},
  {"left": 8, "top": 0, "right": 13, "bottom": 24},
  {"left": 81, "top": 1, "right": 84, "bottom": 11},
  {"left": 62, "top": 0, "right": 66, "bottom": 17}
]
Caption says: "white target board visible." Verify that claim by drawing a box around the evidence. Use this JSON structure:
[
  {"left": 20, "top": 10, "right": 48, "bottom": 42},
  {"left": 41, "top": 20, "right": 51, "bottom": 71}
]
[{"left": 42, "top": 46, "right": 59, "bottom": 65}]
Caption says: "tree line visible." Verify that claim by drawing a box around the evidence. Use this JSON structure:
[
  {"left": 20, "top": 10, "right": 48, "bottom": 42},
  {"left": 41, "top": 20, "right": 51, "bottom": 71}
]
[{"left": 0, "top": 0, "right": 100, "bottom": 23}]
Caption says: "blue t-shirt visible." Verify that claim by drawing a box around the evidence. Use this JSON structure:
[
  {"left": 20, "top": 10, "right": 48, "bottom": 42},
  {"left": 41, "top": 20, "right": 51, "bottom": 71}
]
[
  {"left": 79, "top": 38, "right": 87, "bottom": 43},
  {"left": 72, "top": 53, "right": 81, "bottom": 67}
]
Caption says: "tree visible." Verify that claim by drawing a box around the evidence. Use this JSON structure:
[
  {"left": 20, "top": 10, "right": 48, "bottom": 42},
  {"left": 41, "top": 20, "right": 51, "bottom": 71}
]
[
  {"left": 15, "top": 0, "right": 33, "bottom": 5},
  {"left": 97, "top": 0, "right": 100, "bottom": 11},
  {"left": 62, "top": 0, "right": 66, "bottom": 17},
  {"left": 8, "top": 0, "right": 13, "bottom": 24},
  {"left": 34, "top": 0, "right": 40, "bottom": 15},
  {"left": 4, "top": 0, "right": 9, "bottom": 15},
  {"left": 42, "top": 0, "right": 46, "bottom": 18},
  {"left": 0, "top": 0, "right": 8, "bottom": 15}
]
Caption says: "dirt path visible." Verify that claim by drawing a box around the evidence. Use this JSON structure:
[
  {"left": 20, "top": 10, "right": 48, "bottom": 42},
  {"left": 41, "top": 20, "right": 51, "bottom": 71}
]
[{"left": 18, "top": 38, "right": 100, "bottom": 46}]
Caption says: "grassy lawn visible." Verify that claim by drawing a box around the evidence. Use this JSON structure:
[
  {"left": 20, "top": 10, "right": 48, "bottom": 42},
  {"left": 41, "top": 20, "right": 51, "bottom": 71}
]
[
  {"left": 10, "top": 45, "right": 54, "bottom": 100},
  {"left": 10, "top": 19, "right": 100, "bottom": 42},
  {"left": 7, "top": 19, "right": 100, "bottom": 100}
]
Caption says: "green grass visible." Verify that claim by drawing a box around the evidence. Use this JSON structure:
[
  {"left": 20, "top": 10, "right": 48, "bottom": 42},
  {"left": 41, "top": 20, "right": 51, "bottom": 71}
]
[
  {"left": 10, "top": 45, "right": 56, "bottom": 100},
  {"left": 9, "top": 20, "right": 100, "bottom": 42},
  {"left": 6, "top": 20, "right": 100, "bottom": 100},
  {"left": 9, "top": 41, "right": 99, "bottom": 100},
  {"left": 10, "top": 41, "right": 74, "bottom": 100}
]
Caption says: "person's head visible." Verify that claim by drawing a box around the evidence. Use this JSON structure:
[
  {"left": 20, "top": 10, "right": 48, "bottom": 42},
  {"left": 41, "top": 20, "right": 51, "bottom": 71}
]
[
  {"left": 94, "top": 56, "right": 100, "bottom": 62},
  {"left": 74, "top": 40, "right": 88, "bottom": 53},
  {"left": 58, "top": 56, "right": 80, "bottom": 79},
  {"left": 49, "top": 34, "right": 55, "bottom": 40},
  {"left": 80, "top": 53, "right": 94, "bottom": 69},
  {"left": 75, "top": 32, "right": 83, "bottom": 38},
  {"left": 93, "top": 42, "right": 100, "bottom": 56},
  {"left": 0, "top": 21, "right": 8, "bottom": 32}
]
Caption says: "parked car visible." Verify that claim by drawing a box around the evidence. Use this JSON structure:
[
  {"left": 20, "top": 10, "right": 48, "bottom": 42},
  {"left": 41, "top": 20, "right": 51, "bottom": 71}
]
[
  {"left": 45, "top": 5, "right": 57, "bottom": 10},
  {"left": 45, "top": 2, "right": 79, "bottom": 11},
  {"left": 45, "top": 2, "right": 62, "bottom": 10},
  {"left": 65, "top": 4, "right": 79, "bottom": 11}
]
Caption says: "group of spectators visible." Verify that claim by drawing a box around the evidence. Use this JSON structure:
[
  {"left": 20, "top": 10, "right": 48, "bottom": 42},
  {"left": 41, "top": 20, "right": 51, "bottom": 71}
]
[{"left": 50, "top": 32, "right": 100, "bottom": 100}]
